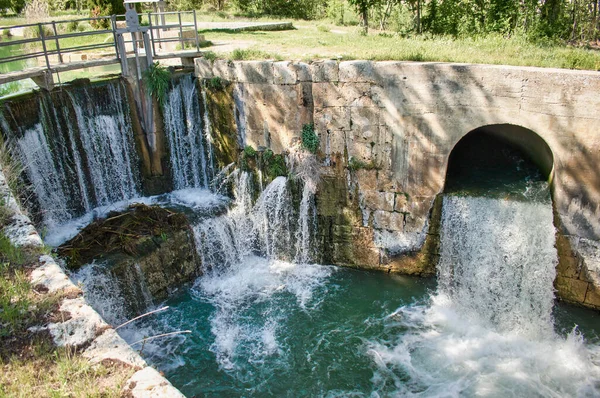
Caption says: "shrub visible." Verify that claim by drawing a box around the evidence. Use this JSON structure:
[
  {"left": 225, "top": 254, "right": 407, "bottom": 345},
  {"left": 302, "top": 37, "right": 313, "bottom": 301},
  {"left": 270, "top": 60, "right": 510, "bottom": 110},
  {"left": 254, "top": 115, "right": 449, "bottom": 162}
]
[
  {"left": 1, "top": 29, "right": 11, "bottom": 39},
  {"left": 262, "top": 149, "right": 286, "bottom": 180},
  {"left": 243, "top": 145, "right": 256, "bottom": 158},
  {"left": 66, "top": 21, "right": 79, "bottom": 33},
  {"left": 301, "top": 123, "right": 319, "bottom": 154},
  {"left": 203, "top": 50, "right": 217, "bottom": 62},
  {"left": 348, "top": 157, "right": 380, "bottom": 171},
  {"left": 205, "top": 76, "right": 227, "bottom": 91},
  {"left": 142, "top": 62, "right": 171, "bottom": 106},
  {"left": 89, "top": 0, "right": 124, "bottom": 29}
]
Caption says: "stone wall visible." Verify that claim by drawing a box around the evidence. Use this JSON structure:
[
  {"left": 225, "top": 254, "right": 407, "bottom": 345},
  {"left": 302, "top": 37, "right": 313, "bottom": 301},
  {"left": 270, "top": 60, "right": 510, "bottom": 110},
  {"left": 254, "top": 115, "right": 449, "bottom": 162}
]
[{"left": 196, "top": 58, "right": 600, "bottom": 303}]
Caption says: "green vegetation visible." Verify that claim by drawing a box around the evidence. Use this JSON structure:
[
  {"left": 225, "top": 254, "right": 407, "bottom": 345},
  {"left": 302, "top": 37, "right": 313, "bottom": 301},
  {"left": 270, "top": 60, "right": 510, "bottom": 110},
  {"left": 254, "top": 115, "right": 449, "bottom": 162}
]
[
  {"left": 348, "top": 156, "right": 380, "bottom": 171},
  {"left": 230, "top": 48, "right": 283, "bottom": 61},
  {"left": 262, "top": 148, "right": 287, "bottom": 180},
  {"left": 243, "top": 144, "right": 257, "bottom": 158},
  {"left": 301, "top": 123, "right": 319, "bottom": 154},
  {"left": 0, "top": 232, "right": 133, "bottom": 396},
  {"left": 202, "top": 50, "right": 218, "bottom": 62},
  {"left": 204, "top": 25, "right": 600, "bottom": 70},
  {"left": 205, "top": 75, "right": 227, "bottom": 90},
  {"left": 142, "top": 62, "right": 171, "bottom": 107}
]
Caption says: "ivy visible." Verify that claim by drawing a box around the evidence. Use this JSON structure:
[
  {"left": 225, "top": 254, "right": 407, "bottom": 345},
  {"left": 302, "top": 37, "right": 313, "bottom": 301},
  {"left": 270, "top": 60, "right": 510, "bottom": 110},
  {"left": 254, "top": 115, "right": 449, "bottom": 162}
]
[{"left": 301, "top": 123, "right": 319, "bottom": 154}]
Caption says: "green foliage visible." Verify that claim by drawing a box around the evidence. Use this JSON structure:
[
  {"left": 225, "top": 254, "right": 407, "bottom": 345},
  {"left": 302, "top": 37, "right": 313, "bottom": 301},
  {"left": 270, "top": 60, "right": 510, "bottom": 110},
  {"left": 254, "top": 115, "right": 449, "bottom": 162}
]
[
  {"left": 301, "top": 123, "right": 319, "bottom": 154},
  {"left": 2, "top": 29, "right": 12, "bottom": 39},
  {"left": 243, "top": 145, "right": 257, "bottom": 158},
  {"left": 348, "top": 157, "right": 380, "bottom": 171},
  {"left": 66, "top": 20, "right": 79, "bottom": 32},
  {"left": 232, "top": 0, "right": 323, "bottom": 19},
  {"left": 205, "top": 76, "right": 226, "bottom": 91},
  {"left": 231, "top": 48, "right": 283, "bottom": 61},
  {"left": 24, "top": 25, "right": 54, "bottom": 38},
  {"left": 262, "top": 149, "right": 287, "bottom": 180},
  {"left": 203, "top": 50, "right": 218, "bottom": 62},
  {"left": 142, "top": 62, "right": 171, "bottom": 107},
  {"left": 88, "top": 0, "right": 124, "bottom": 29}
]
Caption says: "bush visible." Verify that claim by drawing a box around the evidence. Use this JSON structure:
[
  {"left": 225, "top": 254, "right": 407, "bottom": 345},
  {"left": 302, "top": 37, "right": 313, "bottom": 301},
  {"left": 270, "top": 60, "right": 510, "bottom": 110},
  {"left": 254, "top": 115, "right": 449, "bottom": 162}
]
[
  {"left": 142, "top": 62, "right": 171, "bottom": 106},
  {"left": 89, "top": 0, "right": 124, "bottom": 29},
  {"left": 243, "top": 145, "right": 256, "bottom": 158},
  {"left": 1, "top": 29, "right": 11, "bottom": 39},
  {"left": 301, "top": 123, "right": 319, "bottom": 154},
  {"left": 262, "top": 149, "right": 286, "bottom": 180},
  {"left": 205, "top": 76, "right": 226, "bottom": 91},
  {"left": 66, "top": 21, "right": 79, "bottom": 32},
  {"left": 202, "top": 50, "right": 217, "bottom": 62}
]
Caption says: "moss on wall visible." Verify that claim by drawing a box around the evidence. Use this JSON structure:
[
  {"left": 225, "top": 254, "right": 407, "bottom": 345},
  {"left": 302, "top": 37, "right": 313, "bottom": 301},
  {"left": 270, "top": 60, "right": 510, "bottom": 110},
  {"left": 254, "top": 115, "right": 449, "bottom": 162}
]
[{"left": 204, "top": 82, "right": 239, "bottom": 169}]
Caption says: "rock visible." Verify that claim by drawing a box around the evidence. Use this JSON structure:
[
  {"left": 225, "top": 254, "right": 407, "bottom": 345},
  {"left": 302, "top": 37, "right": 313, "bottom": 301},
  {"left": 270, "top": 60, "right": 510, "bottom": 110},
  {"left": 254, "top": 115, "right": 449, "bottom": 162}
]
[
  {"left": 124, "top": 367, "right": 186, "bottom": 398},
  {"left": 83, "top": 329, "right": 146, "bottom": 369}
]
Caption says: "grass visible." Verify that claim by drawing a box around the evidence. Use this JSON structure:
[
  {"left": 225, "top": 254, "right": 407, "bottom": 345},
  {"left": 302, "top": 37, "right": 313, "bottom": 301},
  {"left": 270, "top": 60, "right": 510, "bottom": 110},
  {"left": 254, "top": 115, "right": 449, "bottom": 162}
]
[
  {"left": 202, "top": 24, "right": 600, "bottom": 70},
  {"left": 0, "top": 215, "right": 134, "bottom": 397}
]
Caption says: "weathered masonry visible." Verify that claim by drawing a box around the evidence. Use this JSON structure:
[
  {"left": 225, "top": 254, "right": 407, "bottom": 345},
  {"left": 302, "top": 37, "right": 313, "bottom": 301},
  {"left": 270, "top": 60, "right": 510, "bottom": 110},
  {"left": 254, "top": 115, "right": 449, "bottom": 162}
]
[{"left": 196, "top": 59, "right": 600, "bottom": 306}]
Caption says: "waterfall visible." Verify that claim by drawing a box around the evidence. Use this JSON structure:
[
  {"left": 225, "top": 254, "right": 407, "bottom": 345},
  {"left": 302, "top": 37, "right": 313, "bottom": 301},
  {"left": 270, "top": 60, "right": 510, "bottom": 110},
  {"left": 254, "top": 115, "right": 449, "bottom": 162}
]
[
  {"left": 66, "top": 83, "right": 140, "bottom": 207},
  {"left": 438, "top": 195, "right": 557, "bottom": 336},
  {"left": 367, "top": 191, "right": 600, "bottom": 396},
  {"left": 72, "top": 261, "right": 155, "bottom": 325},
  {"left": 232, "top": 83, "right": 246, "bottom": 147},
  {"left": 163, "top": 75, "right": 213, "bottom": 189},
  {"left": 10, "top": 81, "right": 141, "bottom": 229}
]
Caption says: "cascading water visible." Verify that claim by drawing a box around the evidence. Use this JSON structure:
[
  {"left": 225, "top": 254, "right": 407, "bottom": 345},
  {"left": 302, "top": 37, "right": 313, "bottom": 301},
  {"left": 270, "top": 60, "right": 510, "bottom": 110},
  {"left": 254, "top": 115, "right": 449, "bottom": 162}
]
[
  {"left": 163, "top": 75, "right": 214, "bottom": 189},
  {"left": 5, "top": 81, "right": 141, "bottom": 229}
]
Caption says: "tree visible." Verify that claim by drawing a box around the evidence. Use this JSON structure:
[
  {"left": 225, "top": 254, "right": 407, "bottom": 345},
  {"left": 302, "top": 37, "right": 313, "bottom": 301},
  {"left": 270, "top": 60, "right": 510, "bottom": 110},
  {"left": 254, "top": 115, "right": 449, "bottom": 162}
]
[{"left": 347, "top": 0, "right": 381, "bottom": 33}]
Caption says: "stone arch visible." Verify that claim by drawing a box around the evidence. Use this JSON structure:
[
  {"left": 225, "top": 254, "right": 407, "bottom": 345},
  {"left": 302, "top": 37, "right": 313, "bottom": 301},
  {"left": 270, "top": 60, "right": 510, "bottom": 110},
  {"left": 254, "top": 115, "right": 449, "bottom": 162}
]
[{"left": 444, "top": 123, "right": 555, "bottom": 192}]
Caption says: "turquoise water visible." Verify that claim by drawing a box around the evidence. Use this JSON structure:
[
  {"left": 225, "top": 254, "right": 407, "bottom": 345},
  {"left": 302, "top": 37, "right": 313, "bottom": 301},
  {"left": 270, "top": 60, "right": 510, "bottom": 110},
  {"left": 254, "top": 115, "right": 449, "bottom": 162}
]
[{"left": 126, "top": 260, "right": 600, "bottom": 397}]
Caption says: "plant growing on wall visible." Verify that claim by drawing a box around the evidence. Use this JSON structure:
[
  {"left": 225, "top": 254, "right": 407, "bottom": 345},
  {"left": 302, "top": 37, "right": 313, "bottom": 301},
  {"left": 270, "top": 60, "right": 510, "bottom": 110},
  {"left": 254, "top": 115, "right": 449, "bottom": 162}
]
[
  {"left": 301, "top": 123, "right": 319, "bottom": 154},
  {"left": 262, "top": 149, "right": 287, "bottom": 180},
  {"left": 142, "top": 62, "right": 171, "bottom": 107}
]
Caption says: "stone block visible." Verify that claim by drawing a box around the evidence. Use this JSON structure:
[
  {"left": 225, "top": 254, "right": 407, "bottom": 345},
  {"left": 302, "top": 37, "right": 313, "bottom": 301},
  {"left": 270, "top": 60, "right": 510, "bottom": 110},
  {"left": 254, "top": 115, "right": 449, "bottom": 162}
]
[
  {"left": 584, "top": 283, "right": 600, "bottom": 309},
  {"left": 311, "top": 60, "right": 339, "bottom": 82},
  {"left": 361, "top": 190, "right": 395, "bottom": 212},
  {"left": 291, "top": 62, "right": 312, "bottom": 82},
  {"left": 373, "top": 210, "right": 405, "bottom": 231},
  {"left": 352, "top": 227, "right": 380, "bottom": 267},
  {"left": 394, "top": 193, "right": 409, "bottom": 213},
  {"left": 273, "top": 61, "right": 296, "bottom": 85},
  {"left": 233, "top": 61, "right": 274, "bottom": 84},
  {"left": 125, "top": 367, "right": 186, "bottom": 398},
  {"left": 325, "top": 129, "right": 347, "bottom": 155},
  {"left": 212, "top": 59, "right": 233, "bottom": 81},
  {"left": 314, "top": 107, "right": 351, "bottom": 132},
  {"left": 354, "top": 169, "right": 378, "bottom": 191},
  {"left": 555, "top": 276, "right": 588, "bottom": 304},
  {"left": 195, "top": 57, "right": 214, "bottom": 78},
  {"left": 339, "top": 60, "right": 378, "bottom": 83}
]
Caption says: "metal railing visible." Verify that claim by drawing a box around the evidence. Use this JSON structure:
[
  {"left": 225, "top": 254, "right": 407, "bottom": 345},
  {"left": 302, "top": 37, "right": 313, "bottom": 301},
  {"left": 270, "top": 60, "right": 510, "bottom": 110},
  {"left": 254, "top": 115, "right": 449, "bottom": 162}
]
[
  {"left": 0, "top": 10, "right": 200, "bottom": 76},
  {"left": 0, "top": 16, "right": 121, "bottom": 70}
]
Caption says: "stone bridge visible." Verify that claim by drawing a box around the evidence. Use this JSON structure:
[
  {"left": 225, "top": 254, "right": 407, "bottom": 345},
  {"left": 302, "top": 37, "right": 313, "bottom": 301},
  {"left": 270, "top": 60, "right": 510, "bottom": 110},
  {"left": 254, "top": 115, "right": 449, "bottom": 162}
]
[{"left": 196, "top": 58, "right": 600, "bottom": 307}]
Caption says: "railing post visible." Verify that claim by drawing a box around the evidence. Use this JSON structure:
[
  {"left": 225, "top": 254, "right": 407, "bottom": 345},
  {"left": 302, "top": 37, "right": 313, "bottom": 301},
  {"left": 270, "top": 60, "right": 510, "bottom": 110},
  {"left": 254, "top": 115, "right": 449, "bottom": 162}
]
[
  {"left": 148, "top": 12, "right": 157, "bottom": 55},
  {"left": 111, "top": 15, "right": 119, "bottom": 60},
  {"left": 117, "top": 33, "right": 129, "bottom": 77},
  {"left": 51, "top": 21, "right": 63, "bottom": 64},
  {"left": 178, "top": 11, "right": 184, "bottom": 50},
  {"left": 38, "top": 23, "right": 51, "bottom": 70},
  {"left": 143, "top": 31, "right": 153, "bottom": 67},
  {"left": 193, "top": 9, "right": 200, "bottom": 52}
]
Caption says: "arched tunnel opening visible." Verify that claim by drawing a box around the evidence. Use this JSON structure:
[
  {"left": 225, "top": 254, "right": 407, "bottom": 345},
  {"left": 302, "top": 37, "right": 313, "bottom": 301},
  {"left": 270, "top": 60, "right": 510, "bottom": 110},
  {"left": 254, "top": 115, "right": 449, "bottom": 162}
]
[{"left": 444, "top": 124, "right": 554, "bottom": 196}]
